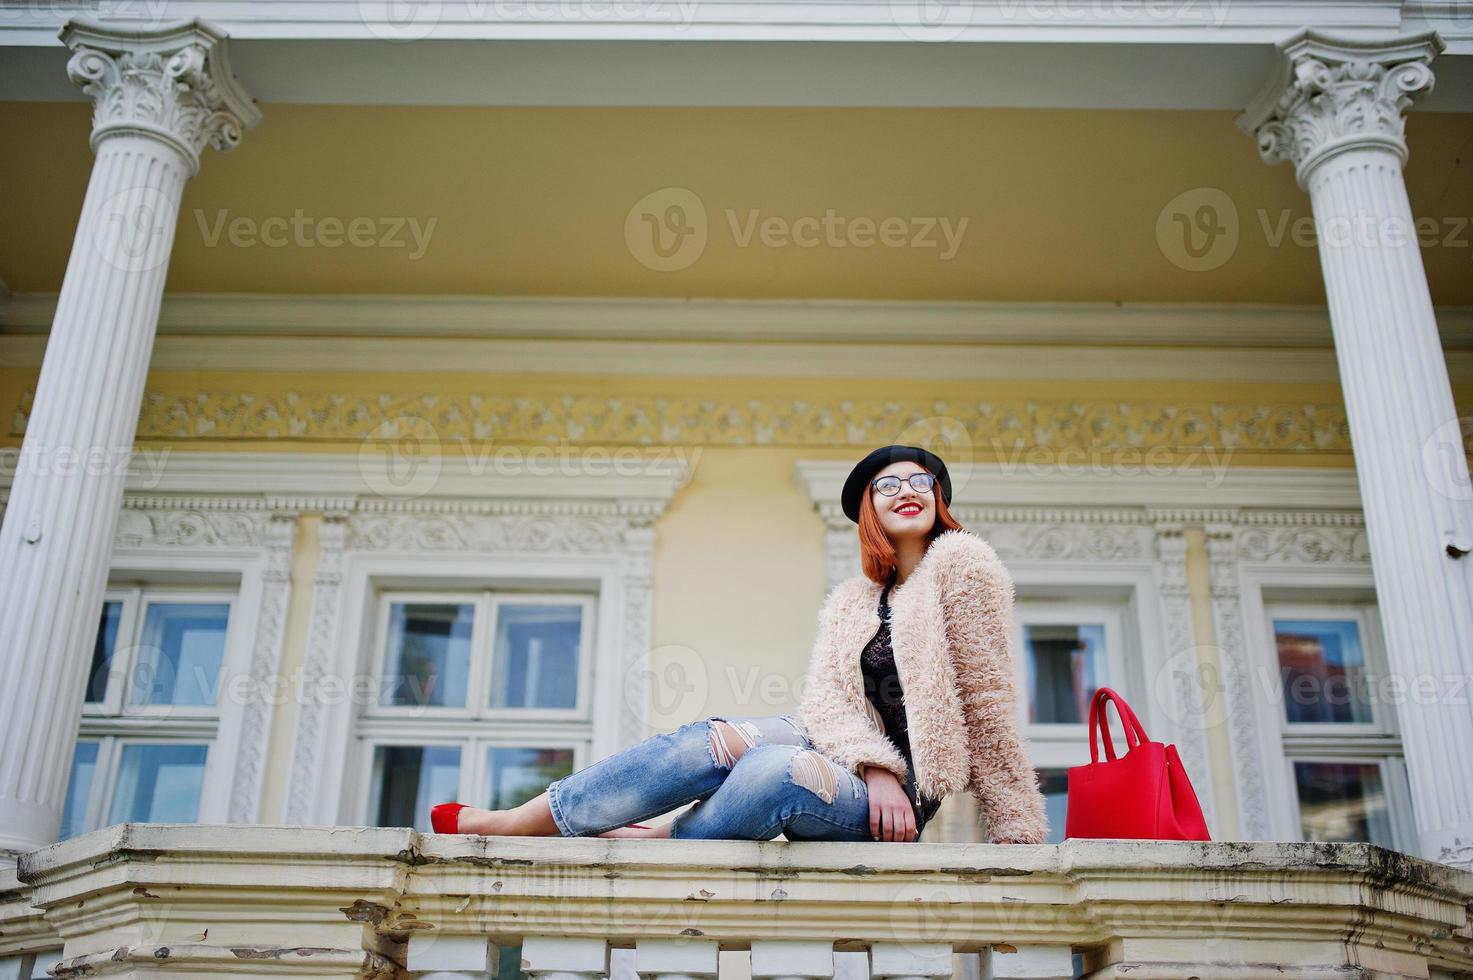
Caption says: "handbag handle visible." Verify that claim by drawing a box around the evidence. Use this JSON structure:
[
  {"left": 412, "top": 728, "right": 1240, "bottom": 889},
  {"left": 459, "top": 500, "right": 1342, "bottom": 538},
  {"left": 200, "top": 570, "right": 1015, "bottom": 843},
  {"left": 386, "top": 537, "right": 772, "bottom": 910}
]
[{"left": 1087, "top": 687, "right": 1150, "bottom": 763}]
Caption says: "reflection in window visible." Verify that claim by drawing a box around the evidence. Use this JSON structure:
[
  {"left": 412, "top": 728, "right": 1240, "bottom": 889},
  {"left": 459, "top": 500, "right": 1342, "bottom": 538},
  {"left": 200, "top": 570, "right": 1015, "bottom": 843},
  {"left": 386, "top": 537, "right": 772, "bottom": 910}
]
[
  {"left": 1274, "top": 619, "right": 1372, "bottom": 724},
  {"left": 59, "top": 740, "right": 99, "bottom": 841},
  {"left": 1024, "top": 623, "right": 1106, "bottom": 724},
  {"left": 1036, "top": 768, "right": 1069, "bottom": 844},
  {"left": 107, "top": 743, "right": 208, "bottom": 824},
  {"left": 381, "top": 604, "right": 475, "bottom": 708},
  {"left": 129, "top": 603, "right": 230, "bottom": 707},
  {"left": 370, "top": 745, "right": 461, "bottom": 831},
  {"left": 1294, "top": 760, "right": 1391, "bottom": 848},
  {"left": 86, "top": 601, "right": 123, "bottom": 703},
  {"left": 485, "top": 747, "right": 575, "bottom": 810},
  {"left": 491, "top": 604, "right": 581, "bottom": 709}
]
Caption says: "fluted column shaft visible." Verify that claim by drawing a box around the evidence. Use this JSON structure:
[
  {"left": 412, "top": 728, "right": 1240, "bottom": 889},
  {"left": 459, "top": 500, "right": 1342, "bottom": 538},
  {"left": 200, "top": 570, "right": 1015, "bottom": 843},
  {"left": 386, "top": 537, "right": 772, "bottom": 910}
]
[
  {"left": 0, "top": 17, "right": 258, "bottom": 857},
  {"left": 1243, "top": 31, "right": 1473, "bottom": 868}
]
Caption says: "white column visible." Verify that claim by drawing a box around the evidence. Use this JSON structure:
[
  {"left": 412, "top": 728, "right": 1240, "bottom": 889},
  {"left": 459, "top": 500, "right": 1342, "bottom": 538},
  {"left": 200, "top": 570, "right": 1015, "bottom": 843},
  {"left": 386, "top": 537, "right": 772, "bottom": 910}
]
[
  {"left": 1239, "top": 30, "right": 1473, "bottom": 868},
  {"left": 0, "top": 17, "right": 258, "bottom": 857}
]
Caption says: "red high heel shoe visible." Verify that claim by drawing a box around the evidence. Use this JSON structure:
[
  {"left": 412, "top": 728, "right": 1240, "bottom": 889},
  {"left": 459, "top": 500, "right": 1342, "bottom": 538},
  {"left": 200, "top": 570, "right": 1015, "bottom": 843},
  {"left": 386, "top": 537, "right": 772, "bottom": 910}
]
[
  {"left": 431, "top": 802, "right": 466, "bottom": 834},
  {"left": 431, "top": 801, "right": 652, "bottom": 835}
]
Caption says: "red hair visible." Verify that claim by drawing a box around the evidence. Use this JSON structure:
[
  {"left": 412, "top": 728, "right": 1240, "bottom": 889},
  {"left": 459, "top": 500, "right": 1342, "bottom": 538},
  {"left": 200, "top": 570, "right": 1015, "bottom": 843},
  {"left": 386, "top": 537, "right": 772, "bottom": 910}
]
[{"left": 857, "top": 468, "right": 966, "bottom": 585}]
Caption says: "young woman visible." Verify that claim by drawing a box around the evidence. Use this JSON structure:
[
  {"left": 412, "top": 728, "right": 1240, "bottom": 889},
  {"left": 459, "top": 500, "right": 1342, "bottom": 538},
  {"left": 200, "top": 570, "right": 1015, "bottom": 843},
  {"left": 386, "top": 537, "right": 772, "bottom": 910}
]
[{"left": 430, "top": 444, "right": 1048, "bottom": 844}]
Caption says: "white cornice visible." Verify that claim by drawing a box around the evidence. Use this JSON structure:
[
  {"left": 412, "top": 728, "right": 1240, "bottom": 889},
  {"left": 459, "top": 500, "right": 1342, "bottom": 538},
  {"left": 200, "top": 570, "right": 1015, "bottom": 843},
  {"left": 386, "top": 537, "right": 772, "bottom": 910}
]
[
  {"left": 5, "top": 294, "right": 1471, "bottom": 381},
  {"left": 0, "top": 450, "right": 692, "bottom": 512},
  {"left": 794, "top": 459, "right": 1365, "bottom": 512},
  {"left": 4, "top": 292, "right": 1470, "bottom": 346}
]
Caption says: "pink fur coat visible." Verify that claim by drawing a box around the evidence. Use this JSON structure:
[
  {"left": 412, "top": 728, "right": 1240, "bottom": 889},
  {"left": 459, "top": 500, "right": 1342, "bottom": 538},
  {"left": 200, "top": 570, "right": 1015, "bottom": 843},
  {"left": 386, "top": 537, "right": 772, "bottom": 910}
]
[{"left": 795, "top": 528, "right": 1049, "bottom": 844}]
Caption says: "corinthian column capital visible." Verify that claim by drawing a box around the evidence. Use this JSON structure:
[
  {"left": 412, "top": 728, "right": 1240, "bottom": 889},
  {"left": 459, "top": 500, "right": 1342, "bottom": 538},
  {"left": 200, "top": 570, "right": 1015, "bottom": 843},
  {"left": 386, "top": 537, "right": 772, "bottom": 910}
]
[
  {"left": 1237, "top": 29, "right": 1444, "bottom": 186},
  {"left": 59, "top": 16, "right": 261, "bottom": 175}
]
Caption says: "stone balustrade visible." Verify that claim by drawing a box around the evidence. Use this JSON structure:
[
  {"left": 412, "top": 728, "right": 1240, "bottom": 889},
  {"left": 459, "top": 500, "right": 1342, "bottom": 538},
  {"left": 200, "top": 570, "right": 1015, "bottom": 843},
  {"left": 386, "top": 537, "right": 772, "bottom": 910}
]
[{"left": 1, "top": 825, "right": 1471, "bottom": 979}]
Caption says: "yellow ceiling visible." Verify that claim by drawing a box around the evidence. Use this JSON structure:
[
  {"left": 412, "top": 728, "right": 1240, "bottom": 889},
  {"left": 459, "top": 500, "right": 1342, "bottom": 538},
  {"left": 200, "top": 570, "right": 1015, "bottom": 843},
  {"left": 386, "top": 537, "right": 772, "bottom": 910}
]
[{"left": 2, "top": 101, "right": 1470, "bottom": 305}]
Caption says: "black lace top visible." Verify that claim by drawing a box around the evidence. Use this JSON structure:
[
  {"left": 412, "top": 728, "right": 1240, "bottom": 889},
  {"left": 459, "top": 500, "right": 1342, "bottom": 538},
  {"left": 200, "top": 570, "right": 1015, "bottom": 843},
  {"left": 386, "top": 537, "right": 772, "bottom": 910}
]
[{"left": 859, "top": 574, "right": 943, "bottom": 831}]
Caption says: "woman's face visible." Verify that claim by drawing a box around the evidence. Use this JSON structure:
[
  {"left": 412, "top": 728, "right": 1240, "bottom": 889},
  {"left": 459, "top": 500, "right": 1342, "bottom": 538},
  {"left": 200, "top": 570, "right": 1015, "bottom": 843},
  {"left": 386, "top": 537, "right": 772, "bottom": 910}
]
[{"left": 869, "top": 460, "right": 937, "bottom": 542}]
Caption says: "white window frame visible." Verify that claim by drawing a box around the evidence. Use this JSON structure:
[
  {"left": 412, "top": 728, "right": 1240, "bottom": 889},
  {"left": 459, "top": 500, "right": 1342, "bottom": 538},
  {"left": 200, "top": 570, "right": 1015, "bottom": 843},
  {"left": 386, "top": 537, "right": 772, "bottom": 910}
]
[
  {"left": 64, "top": 583, "right": 243, "bottom": 839},
  {"left": 1001, "top": 565, "right": 1166, "bottom": 780},
  {"left": 1259, "top": 597, "right": 1413, "bottom": 849},
  {"left": 345, "top": 587, "right": 598, "bottom": 826},
  {"left": 1237, "top": 565, "right": 1419, "bottom": 848},
  {"left": 306, "top": 545, "right": 630, "bottom": 828},
  {"left": 1013, "top": 599, "right": 1130, "bottom": 751}
]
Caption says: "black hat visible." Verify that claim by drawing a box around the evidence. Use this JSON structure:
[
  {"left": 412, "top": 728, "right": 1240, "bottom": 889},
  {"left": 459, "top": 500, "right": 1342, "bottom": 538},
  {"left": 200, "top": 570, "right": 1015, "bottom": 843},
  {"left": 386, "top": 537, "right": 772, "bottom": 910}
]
[{"left": 841, "top": 444, "right": 952, "bottom": 524}]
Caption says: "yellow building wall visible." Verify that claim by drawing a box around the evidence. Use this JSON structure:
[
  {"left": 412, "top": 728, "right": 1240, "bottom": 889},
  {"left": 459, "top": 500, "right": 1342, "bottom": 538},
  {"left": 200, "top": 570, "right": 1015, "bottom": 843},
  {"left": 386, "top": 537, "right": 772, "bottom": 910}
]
[{"left": 4, "top": 365, "right": 1472, "bottom": 829}]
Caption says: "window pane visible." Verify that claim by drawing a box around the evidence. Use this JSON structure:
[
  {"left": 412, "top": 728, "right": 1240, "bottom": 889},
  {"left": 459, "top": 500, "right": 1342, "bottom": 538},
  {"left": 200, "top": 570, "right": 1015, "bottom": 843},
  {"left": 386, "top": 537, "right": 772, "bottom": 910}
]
[
  {"left": 59, "top": 740, "right": 100, "bottom": 841},
  {"left": 107, "top": 743, "right": 208, "bottom": 824},
  {"left": 86, "top": 601, "right": 123, "bottom": 703},
  {"left": 1294, "top": 760, "right": 1392, "bottom": 848},
  {"left": 381, "top": 603, "right": 474, "bottom": 708},
  {"left": 128, "top": 603, "right": 230, "bottom": 708},
  {"left": 485, "top": 747, "right": 575, "bottom": 810},
  {"left": 369, "top": 745, "right": 461, "bottom": 830},
  {"left": 1035, "top": 769, "right": 1068, "bottom": 844},
  {"left": 491, "top": 604, "right": 581, "bottom": 709},
  {"left": 1274, "top": 618, "right": 1373, "bottom": 724},
  {"left": 1023, "top": 623, "right": 1106, "bottom": 724}
]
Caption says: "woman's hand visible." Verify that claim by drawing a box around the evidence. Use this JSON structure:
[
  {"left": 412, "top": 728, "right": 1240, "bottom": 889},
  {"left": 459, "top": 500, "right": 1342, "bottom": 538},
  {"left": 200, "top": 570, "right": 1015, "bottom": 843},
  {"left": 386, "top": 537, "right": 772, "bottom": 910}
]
[{"left": 861, "top": 765, "right": 917, "bottom": 842}]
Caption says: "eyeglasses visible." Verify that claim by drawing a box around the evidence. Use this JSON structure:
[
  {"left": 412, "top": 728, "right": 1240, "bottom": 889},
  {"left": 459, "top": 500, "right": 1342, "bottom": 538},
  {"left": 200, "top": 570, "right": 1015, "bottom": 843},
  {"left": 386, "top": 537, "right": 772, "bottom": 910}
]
[{"left": 871, "top": 472, "right": 938, "bottom": 496}]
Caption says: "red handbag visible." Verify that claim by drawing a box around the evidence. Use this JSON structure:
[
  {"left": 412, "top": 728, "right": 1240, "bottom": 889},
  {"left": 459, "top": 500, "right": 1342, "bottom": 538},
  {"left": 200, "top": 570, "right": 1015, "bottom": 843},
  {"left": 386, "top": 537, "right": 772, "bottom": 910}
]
[{"left": 1064, "top": 687, "right": 1211, "bottom": 841}]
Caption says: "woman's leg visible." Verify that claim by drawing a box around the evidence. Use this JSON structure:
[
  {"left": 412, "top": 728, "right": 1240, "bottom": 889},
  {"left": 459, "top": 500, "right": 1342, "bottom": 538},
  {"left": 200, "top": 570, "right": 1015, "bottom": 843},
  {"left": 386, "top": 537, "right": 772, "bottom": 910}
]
[
  {"left": 667, "top": 743, "right": 877, "bottom": 842},
  {"left": 456, "top": 713, "right": 808, "bottom": 836}
]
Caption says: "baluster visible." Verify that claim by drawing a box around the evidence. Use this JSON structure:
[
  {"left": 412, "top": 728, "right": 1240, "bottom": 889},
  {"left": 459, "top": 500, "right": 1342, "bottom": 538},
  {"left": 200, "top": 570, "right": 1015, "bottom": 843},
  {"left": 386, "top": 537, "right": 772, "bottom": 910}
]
[
  {"left": 406, "top": 934, "right": 497, "bottom": 979},
  {"left": 979, "top": 944, "right": 1073, "bottom": 980},
  {"left": 751, "top": 940, "right": 836, "bottom": 980},
  {"left": 522, "top": 936, "right": 613, "bottom": 980},
  {"left": 635, "top": 938, "right": 720, "bottom": 980},
  {"left": 870, "top": 942, "right": 955, "bottom": 980}
]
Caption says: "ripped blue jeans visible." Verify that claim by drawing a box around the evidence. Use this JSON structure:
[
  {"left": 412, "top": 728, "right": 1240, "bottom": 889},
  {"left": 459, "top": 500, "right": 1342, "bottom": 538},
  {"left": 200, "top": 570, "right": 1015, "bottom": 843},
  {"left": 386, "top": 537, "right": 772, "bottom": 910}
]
[{"left": 544, "top": 713, "right": 929, "bottom": 841}]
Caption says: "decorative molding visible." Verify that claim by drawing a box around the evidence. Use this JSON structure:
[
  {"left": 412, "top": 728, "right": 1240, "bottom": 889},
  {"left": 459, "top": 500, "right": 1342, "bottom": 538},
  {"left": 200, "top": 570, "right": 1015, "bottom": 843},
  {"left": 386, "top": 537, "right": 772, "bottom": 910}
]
[
  {"left": 60, "top": 17, "right": 261, "bottom": 174},
  {"left": 283, "top": 513, "right": 347, "bottom": 827},
  {"left": 3, "top": 386, "right": 1395, "bottom": 455},
  {"left": 1203, "top": 519, "right": 1273, "bottom": 841},
  {"left": 227, "top": 512, "right": 297, "bottom": 823},
  {"left": 1149, "top": 514, "right": 1218, "bottom": 831},
  {"left": 1237, "top": 29, "right": 1444, "bottom": 183}
]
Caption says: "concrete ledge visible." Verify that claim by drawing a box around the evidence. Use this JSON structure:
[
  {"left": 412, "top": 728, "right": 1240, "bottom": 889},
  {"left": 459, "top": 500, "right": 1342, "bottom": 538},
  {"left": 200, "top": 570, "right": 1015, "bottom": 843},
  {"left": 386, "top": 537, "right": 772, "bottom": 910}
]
[{"left": 3, "top": 826, "right": 1471, "bottom": 978}]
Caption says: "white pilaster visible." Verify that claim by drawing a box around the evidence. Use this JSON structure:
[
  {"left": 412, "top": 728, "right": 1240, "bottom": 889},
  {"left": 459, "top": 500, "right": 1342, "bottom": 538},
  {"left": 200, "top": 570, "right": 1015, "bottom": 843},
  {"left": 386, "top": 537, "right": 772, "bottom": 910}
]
[
  {"left": 0, "top": 17, "right": 258, "bottom": 857},
  {"left": 1240, "top": 29, "right": 1473, "bottom": 868}
]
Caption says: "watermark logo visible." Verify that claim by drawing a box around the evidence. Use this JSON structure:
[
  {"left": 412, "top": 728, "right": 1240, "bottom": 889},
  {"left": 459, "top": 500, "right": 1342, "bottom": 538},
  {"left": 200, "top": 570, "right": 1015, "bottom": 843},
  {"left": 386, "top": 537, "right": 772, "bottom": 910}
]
[
  {"left": 889, "top": 0, "right": 974, "bottom": 41},
  {"left": 1420, "top": 415, "right": 1473, "bottom": 504},
  {"left": 1156, "top": 187, "right": 1239, "bottom": 272},
  {"left": 360, "top": 0, "right": 445, "bottom": 40},
  {"left": 626, "top": 643, "right": 710, "bottom": 723},
  {"left": 357, "top": 416, "right": 443, "bottom": 500},
  {"left": 625, "top": 187, "right": 709, "bottom": 272},
  {"left": 92, "top": 185, "right": 177, "bottom": 274}
]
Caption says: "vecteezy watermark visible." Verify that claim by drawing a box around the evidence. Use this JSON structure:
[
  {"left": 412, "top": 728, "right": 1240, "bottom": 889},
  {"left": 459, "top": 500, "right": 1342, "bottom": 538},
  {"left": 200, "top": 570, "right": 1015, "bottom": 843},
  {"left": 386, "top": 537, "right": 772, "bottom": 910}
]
[
  {"left": 192, "top": 209, "right": 437, "bottom": 260},
  {"left": 625, "top": 187, "right": 970, "bottom": 271},
  {"left": 356, "top": 419, "right": 705, "bottom": 500},
  {"left": 356, "top": 0, "right": 702, "bottom": 41},
  {"left": 887, "top": 0, "right": 1234, "bottom": 41},
  {"left": 0, "top": 445, "right": 171, "bottom": 487},
  {"left": 992, "top": 442, "right": 1237, "bottom": 489},
  {"left": 1157, "top": 187, "right": 1473, "bottom": 272}
]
